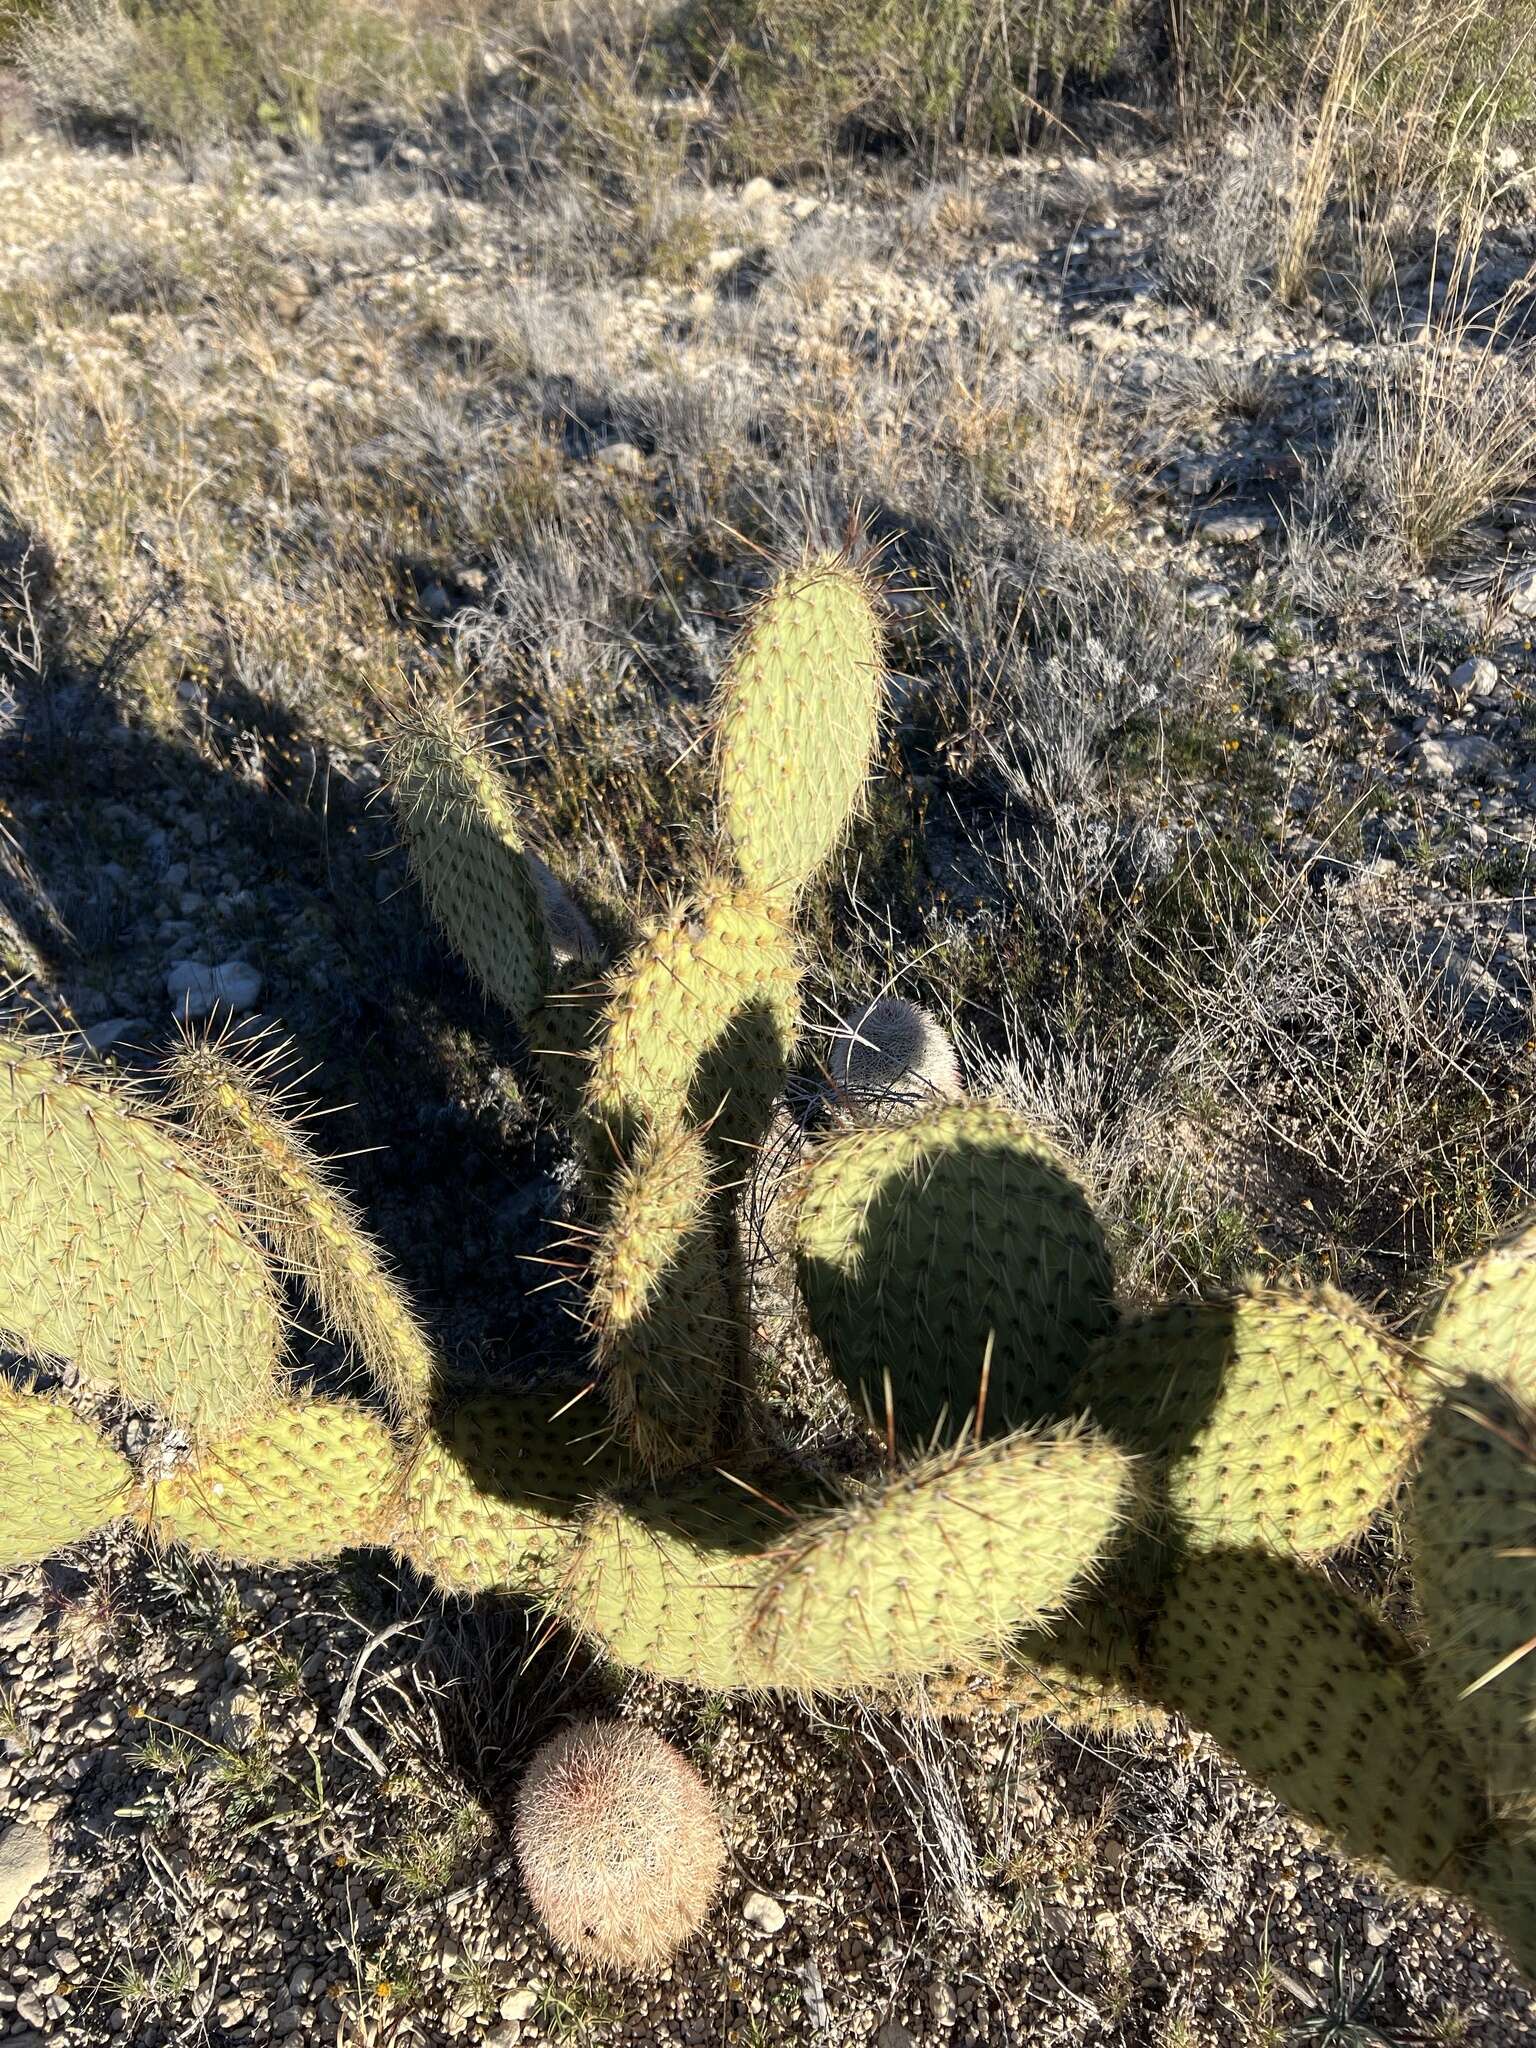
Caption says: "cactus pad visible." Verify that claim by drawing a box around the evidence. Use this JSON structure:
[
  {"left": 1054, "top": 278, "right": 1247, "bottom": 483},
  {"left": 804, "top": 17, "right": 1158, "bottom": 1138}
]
[
  {"left": 589, "top": 1124, "right": 733, "bottom": 1474},
  {"left": 582, "top": 883, "right": 800, "bottom": 1178},
  {"left": 792, "top": 1100, "right": 1115, "bottom": 1442},
  {"left": 1417, "top": 1214, "right": 1536, "bottom": 1404},
  {"left": 746, "top": 1425, "right": 1131, "bottom": 1692},
  {"left": 0, "top": 1040, "right": 286, "bottom": 1438},
  {"left": 166, "top": 1039, "right": 439, "bottom": 1428},
  {"left": 715, "top": 557, "right": 884, "bottom": 899},
  {"left": 1149, "top": 1547, "right": 1484, "bottom": 1886},
  {"left": 560, "top": 1475, "right": 817, "bottom": 1691},
  {"left": 147, "top": 1399, "right": 399, "bottom": 1565},
  {"left": 924, "top": 1610, "right": 1160, "bottom": 1735},
  {"left": 1408, "top": 1377, "right": 1536, "bottom": 1800},
  {"left": 0, "top": 1386, "right": 133, "bottom": 1567},
  {"left": 383, "top": 695, "right": 552, "bottom": 1028},
  {"left": 399, "top": 1390, "right": 625, "bottom": 1598},
  {"left": 1078, "top": 1287, "right": 1420, "bottom": 1558}
]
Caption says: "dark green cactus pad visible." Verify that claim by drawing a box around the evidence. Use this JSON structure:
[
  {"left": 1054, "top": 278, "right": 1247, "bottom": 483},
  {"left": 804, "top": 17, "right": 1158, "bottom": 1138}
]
[
  {"left": 791, "top": 1099, "right": 1116, "bottom": 1445},
  {"left": 1409, "top": 1375, "right": 1536, "bottom": 1801},
  {"left": 1149, "top": 1547, "right": 1484, "bottom": 1888}
]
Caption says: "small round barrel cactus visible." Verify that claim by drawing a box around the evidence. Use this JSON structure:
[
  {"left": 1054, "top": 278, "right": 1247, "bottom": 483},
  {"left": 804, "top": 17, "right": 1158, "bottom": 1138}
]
[{"left": 513, "top": 1720, "right": 725, "bottom": 1971}]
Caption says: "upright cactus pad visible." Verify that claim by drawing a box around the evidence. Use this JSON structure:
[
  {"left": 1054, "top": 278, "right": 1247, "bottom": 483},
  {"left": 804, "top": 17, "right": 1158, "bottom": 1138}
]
[
  {"left": 382, "top": 695, "right": 553, "bottom": 1028},
  {"left": 1408, "top": 1377, "right": 1536, "bottom": 1801},
  {"left": 1416, "top": 1214, "right": 1536, "bottom": 1403},
  {"left": 582, "top": 883, "right": 801, "bottom": 1180},
  {"left": 146, "top": 1399, "right": 400, "bottom": 1566},
  {"left": 746, "top": 1425, "right": 1132, "bottom": 1692},
  {"left": 166, "top": 1039, "right": 440, "bottom": 1428},
  {"left": 588, "top": 1124, "right": 733, "bottom": 1474},
  {"left": 1077, "top": 1287, "right": 1420, "bottom": 1558},
  {"left": 791, "top": 1100, "right": 1115, "bottom": 1443},
  {"left": 399, "top": 1391, "right": 625, "bottom": 1599},
  {"left": 0, "top": 1386, "right": 133, "bottom": 1567},
  {"left": 1150, "top": 1548, "right": 1484, "bottom": 1886},
  {"left": 0, "top": 1039, "right": 286, "bottom": 1439},
  {"left": 714, "top": 556, "right": 885, "bottom": 900}
]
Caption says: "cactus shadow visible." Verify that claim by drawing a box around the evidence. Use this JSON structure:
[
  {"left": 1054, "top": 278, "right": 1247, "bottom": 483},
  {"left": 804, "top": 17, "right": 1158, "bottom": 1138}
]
[{"left": 792, "top": 1130, "right": 1120, "bottom": 1444}]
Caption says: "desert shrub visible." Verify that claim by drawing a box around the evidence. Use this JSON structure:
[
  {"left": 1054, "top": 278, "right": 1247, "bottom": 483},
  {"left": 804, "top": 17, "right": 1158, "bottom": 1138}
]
[
  {"left": 1172, "top": 0, "right": 1536, "bottom": 163},
  {"left": 647, "top": 0, "right": 1142, "bottom": 173},
  {"left": 19, "top": 0, "right": 488, "bottom": 145}
]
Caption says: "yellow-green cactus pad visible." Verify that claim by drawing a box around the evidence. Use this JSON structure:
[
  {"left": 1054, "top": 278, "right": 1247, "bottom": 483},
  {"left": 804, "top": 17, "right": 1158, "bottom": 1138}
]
[
  {"left": 791, "top": 1099, "right": 1114, "bottom": 1442},
  {"left": 399, "top": 1390, "right": 624, "bottom": 1598},
  {"left": 714, "top": 556, "right": 885, "bottom": 899},
  {"left": 382, "top": 695, "right": 552, "bottom": 1028},
  {"left": 925, "top": 1609, "right": 1160, "bottom": 1735},
  {"left": 527, "top": 961, "right": 606, "bottom": 1122},
  {"left": 589, "top": 1123, "right": 734, "bottom": 1474},
  {"left": 746, "top": 1424, "right": 1131, "bottom": 1692},
  {"left": 0, "top": 1040, "right": 286, "bottom": 1439},
  {"left": 166, "top": 1040, "right": 439, "bottom": 1429},
  {"left": 1150, "top": 1547, "right": 1484, "bottom": 1888},
  {"left": 0, "top": 1386, "right": 133, "bottom": 1567},
  {"left": 582, "top": 882, "right": 801, "bottom": 1179},
  {"left": 559, "top": 1474, "right": 820, "bottom": 1691},
  {"left": 1408, "top": 1376, "right": 1536, "bottom": 1802},
  {"left": 1416, "top": 1213, "right": 1536, "bottom": 1404},
  {"left": 1078, "top": 1287, "right": 1420, "bottom": 1558},
  {"left": 147, "top": 1399, "right": 399, "bottom": 1565}
]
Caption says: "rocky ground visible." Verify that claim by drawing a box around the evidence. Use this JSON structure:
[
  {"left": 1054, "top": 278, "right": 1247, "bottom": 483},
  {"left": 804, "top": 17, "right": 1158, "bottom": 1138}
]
[{"left": 0, "top": 40, "right": 1534, "bottom": 2047}]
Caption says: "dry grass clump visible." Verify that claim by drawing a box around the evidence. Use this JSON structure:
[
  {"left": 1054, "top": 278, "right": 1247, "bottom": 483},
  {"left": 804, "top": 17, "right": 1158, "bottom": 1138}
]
[{"left": 514, "top": 1719, "right": 726, "bottom": 1971}]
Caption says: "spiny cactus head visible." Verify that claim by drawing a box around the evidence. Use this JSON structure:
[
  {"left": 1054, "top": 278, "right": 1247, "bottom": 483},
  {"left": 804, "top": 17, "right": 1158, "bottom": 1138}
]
[
  {"left": 587, "top": 1122, "right": 733, "bottom": 1475},
  {"left": 827, "top": 996, "right": 963, "bottom": 1119},
  {"left": 144, "top": 1398, "right": 400, "bottom": 1566},
  {"left": 0, "top": 1035, "right": 287, "bottom": 1441},
  {"left": 514, "top": 1719, "right": 725, "bottom": 1972},
  {"left": 791, "top": 1097, "right": 1115, "bottom": 1444},
  {"left": 746, "top": 1423, "right": 1133, "bottom": 1693},
  {"left": 714, "top": 553, "right": 885, "bottom": 901},
  {"left": 0, "top": 1385, "right": 134, "bottom": 1567},
  {"left": 1408, "top": 1374, "right": 1536, "bottom": 1802},
  {"left": 1077, "top": 1284, "right": 1422, "bottom": 1559},
  {"left": 581, "top": 880, "right": 801, "bottom": 1185},
  {"left": 381, "top": 691, "right": 553, "bottom": 1028}
]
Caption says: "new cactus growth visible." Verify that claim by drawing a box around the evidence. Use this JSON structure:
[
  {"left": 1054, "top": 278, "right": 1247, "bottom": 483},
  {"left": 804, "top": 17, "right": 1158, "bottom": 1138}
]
[
  {"left": 714, "top": 557, "right": 885, "bottom": 900},
  {"left": 382, "top": 693, "right": 553, "bottom": 1028}
]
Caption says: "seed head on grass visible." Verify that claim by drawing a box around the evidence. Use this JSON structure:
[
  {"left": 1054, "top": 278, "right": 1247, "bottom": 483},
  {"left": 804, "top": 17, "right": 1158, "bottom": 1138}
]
[{"left": 514, "top": 1720, "right": 725, "bottom": 1972}]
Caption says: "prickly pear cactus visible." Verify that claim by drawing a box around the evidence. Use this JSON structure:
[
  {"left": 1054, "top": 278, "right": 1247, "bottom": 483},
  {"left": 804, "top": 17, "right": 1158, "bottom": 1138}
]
[
  {"left": 0, "top": 1385, "right": 133, "bottom": 1568},
  {"left": 0, "top": 1038, "right": 286, "bottom": 1439},
  {"left": 791, "top": 1099, "right": 1115, "bottom": 1442},
  {"left": 714, "top": 556, "right": 885, "bottom": 900}
]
